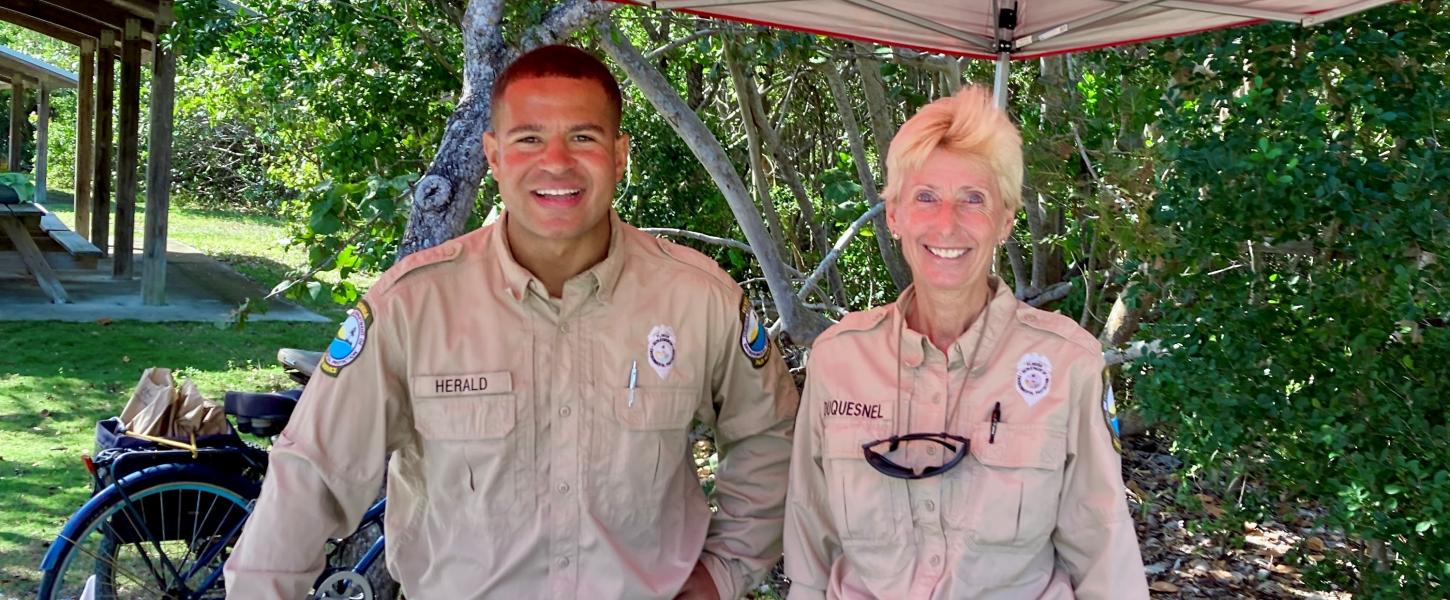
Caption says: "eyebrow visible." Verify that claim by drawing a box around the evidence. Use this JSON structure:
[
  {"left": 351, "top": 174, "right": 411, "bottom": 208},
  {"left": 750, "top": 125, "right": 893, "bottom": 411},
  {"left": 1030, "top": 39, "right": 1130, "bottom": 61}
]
[{"left": 503, "top": 124, "right": 609, "bottom": 137}]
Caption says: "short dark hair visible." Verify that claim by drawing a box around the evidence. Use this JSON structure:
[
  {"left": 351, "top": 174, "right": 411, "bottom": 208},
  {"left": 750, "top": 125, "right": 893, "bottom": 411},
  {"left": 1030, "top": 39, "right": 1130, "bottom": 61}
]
[{"left": 490, "top": 45, "right": 623, "bottom": 130}]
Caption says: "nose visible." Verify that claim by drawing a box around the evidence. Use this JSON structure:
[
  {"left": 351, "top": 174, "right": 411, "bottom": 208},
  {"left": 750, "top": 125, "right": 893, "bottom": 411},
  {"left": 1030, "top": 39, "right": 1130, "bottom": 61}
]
[{"left": 539, "top": 136, "right": 575, "bottom": 172}]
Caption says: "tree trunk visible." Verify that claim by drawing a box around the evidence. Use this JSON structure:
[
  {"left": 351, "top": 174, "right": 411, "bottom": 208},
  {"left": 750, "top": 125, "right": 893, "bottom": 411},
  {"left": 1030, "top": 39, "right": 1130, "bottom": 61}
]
[
  {"left": 821, "top": 60, "right": 911, "bottom": 293},
  {"left": 723, "top": 42, "right": 791, "bottom": 261},
  {"left": 596, "top": 18, "right": 831, "bottom": 344}
]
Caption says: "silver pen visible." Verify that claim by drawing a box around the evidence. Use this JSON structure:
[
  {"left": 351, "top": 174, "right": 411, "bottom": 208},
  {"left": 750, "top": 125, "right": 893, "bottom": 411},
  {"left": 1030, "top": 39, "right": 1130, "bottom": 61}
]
[{"left": 627, "top": 360, "right": 638, "bottom": 407}]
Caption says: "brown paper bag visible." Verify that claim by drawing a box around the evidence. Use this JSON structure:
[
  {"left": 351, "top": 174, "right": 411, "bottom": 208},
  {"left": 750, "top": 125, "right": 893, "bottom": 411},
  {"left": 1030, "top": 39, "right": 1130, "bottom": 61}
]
[{"left": 119, "top": 368, "right": 230, "bottom": 439}]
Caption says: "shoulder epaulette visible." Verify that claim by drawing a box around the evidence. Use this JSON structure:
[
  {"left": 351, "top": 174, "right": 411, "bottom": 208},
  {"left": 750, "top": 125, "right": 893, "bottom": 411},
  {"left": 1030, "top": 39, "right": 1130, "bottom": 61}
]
[
  {"left": 1016, "top": 304, "right": 1103, "bottom": 355},
  {"left": 814, "top": 305, "right": 891, "bottom": 346},
  {"left": 652, "top": 234, "right": 739, "bottom": 290},
  {"left": 371, "top": 235, "right": 466, "bottom": 296}
]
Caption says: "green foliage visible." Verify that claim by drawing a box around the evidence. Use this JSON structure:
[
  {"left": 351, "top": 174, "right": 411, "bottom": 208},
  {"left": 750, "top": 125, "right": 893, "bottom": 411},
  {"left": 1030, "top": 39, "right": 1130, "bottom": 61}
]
[{"left": 1132, "top": 2, "right": 1450, "bottom": 592}]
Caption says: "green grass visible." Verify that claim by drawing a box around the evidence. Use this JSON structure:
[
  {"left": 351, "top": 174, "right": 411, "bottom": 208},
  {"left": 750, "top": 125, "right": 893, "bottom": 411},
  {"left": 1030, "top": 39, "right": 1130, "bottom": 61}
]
[
  {"left": 0, "top": 198, "right": 363, "bottom": 595},
  {"left": 0, "top": 320, "right": 335, "bottom": 595},
  {"left": 41, "top": 198, "right": 375, "bottom": 320}
]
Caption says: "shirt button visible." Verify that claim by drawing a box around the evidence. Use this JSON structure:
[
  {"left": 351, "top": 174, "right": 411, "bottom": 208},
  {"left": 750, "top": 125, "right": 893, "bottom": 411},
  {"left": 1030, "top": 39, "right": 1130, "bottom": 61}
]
[
  {"left": 557, "top": 482, "right": 570, "bottom": 494},
  {"left": 926, "top": 445, "right": 937, "bottom": 455},
  {"left": 924, "top": 500, "right": 936, "bottom": 512},
  {"left": 930, "top": 555, "right": 942, "bottom": 567},
  {"left": 559, "top": 406, "right": 571, "bottom": 417},
  {"left": 559, "top": 323, "right": 570, "bottom": 333},
  {"left": 557, "top": 556, "right": 570, "bottom": 569}
]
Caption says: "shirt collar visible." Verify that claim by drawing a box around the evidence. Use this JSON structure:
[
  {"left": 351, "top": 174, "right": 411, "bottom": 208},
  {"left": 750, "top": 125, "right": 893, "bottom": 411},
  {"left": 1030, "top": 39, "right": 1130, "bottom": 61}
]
[
  {"left": 893, "top": 277, "right": 1017, "bottom": 374},
  {"left": 490, "top": 210, "right": 628, "bottom": 305}
]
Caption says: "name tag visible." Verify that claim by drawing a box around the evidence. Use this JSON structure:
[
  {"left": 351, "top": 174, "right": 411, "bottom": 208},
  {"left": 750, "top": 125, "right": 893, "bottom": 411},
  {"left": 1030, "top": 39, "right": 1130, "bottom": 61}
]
[
  {"left": 823, "top": 399, "right": 885, "bottom": 419},
  {"left": 412, "top": 372, "right": 512, "bottom": 398}
]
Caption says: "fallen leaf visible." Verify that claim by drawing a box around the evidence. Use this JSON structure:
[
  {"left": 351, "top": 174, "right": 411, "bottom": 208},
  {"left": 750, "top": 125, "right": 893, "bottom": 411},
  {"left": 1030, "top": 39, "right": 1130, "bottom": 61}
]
[
  {"left": 1149, "top": 581, "right": 1180, "bottom": 592},
  {"left": 1145, "top": 561, "right": 1171, "bottom": 575},
  {"left": 1305, "top": 536, "right": 1326, "bottom": 552}
]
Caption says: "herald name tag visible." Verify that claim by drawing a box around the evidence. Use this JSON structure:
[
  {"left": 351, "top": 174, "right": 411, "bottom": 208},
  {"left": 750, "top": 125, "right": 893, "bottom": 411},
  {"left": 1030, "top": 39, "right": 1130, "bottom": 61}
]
[{"left": 412, "top": 372, "right": 512, "bottom": 398}]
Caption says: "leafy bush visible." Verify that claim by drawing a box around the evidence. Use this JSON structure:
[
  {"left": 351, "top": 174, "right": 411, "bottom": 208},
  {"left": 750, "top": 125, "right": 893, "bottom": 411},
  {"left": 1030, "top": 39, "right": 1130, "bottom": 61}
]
[{"left": 1133, "top": 3, "right": 1450, "bottom": 594}]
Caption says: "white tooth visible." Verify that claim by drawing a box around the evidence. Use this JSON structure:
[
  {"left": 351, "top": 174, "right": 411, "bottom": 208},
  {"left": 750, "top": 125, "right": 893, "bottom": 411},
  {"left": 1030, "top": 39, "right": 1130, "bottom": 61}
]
[
  {"left": 535, "top": 188, "right": 581, "bottom": 196},
  {"left": 927, "top": 247, "right": 967, "bottom": 259}
]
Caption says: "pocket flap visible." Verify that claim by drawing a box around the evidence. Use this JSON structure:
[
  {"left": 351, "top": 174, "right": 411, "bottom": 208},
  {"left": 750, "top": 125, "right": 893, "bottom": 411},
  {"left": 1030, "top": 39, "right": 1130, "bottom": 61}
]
[
  {"left": 968, "top": 422, "right": 1066, "bottom": 470},
  {"left": 822, "top": 424, "right": 891, "bottom": 459},
  {"left": 414, "top": 393, "right": 516, "bottom": 440},
  {"left": 614, "top": 387, "right": 696, "bottom": 431}
]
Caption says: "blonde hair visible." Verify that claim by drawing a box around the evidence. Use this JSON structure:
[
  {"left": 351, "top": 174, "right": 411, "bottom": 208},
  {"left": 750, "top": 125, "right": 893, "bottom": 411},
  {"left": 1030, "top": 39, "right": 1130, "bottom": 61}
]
[{"left": 881, "top": 86, "right": 1023, "bottom": 214}]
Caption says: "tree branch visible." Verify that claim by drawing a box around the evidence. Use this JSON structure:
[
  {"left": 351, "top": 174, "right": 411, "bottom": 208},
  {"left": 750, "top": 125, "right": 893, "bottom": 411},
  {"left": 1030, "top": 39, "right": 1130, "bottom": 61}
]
[
  {"left": 596, "top": 17, "right": 831, "bottom": 344},
  {"left": 797, "top": 202, "right": 885, "bottom": 301}
]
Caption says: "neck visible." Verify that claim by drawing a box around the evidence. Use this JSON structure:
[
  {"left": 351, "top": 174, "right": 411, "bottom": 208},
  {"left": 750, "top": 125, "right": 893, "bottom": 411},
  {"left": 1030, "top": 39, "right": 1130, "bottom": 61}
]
[
  {"left": 505, "top": 216, "right": 612, "bottom": 298},
  {"left": 907, "top": 281, "right": 993, "bottom": 354}
]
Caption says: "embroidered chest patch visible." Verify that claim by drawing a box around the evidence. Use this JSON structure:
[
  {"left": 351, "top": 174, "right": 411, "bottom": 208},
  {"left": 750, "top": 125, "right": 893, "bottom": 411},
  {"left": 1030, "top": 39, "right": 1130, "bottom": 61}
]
[
  {"left": 1015, "top": 352, "right": 1052, "bottom": 406},
  {"left": 647, "top": 324, "right": 676, "bottom": 380}
]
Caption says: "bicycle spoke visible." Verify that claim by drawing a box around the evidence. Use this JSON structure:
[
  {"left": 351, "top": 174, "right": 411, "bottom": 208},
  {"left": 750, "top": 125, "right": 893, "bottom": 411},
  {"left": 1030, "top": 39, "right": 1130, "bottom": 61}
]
[{"left": 55, "top": 529, "right": 168, "bottom": 598}]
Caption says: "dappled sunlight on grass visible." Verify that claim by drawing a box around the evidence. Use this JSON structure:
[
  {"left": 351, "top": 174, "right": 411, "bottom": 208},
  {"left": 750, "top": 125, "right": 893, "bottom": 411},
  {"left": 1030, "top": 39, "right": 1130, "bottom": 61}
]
[{"left": 0, "top": 320, "right": 334, "bottom": 594}]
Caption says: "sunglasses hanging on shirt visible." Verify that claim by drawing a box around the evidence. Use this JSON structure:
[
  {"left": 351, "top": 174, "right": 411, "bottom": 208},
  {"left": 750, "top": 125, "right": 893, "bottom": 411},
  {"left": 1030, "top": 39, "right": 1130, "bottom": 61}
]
[{"left": 862, "top": 290, "right": 993, "bottom": 480}]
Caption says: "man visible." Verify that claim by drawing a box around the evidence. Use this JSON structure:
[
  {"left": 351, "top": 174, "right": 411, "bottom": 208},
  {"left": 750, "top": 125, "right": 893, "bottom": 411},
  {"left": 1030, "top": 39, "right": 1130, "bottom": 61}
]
[{"left": 224, "top": 45, "right": 799, "bottom": 600}]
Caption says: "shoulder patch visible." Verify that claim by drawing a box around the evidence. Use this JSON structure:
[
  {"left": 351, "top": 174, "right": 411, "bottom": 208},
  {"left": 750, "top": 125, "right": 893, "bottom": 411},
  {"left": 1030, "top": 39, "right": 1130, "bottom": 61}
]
[
  {"left": 1016, "top": 304, "right": 1102, "bottom": 355},
  {"left": 739, "top": 294, "right": 772, "bottom": 368},
  {"left": 321, "top": 299, "right": 373, "bottom": 377},
  {"left": 1103, "top": 371, "right": 1122, "bottom": 453}
]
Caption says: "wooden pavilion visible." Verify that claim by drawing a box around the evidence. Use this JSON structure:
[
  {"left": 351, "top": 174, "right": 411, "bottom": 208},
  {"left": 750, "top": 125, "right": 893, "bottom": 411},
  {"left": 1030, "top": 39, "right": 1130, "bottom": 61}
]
[{"left": 0, "top": 0, "right": 177, "bottom": 305}]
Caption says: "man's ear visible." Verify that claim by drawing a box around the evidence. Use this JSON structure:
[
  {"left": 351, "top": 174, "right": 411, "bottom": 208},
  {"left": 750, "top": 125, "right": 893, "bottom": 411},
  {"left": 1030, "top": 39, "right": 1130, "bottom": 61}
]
[
  {"left": 614, "top": 132, "right": 631, "bottom": 182},
  {"left": 483, "top": 130, "right": 500, "bottom": 172}
]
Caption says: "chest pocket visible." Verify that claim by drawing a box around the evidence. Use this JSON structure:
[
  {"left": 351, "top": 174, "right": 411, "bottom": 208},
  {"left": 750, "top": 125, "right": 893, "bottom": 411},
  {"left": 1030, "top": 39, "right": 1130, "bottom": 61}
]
[
  {"left": 946, "top": 421, "right": 1066, "bottom": 547},
  {"left": 822, "top": 422, "right": 908, "bottom": 541},
  {"left": 410, "top": 372, "right": 517, "bottom": 439},
  {"left": 408, "top": 372, "right": 519, "bottom": 515}
]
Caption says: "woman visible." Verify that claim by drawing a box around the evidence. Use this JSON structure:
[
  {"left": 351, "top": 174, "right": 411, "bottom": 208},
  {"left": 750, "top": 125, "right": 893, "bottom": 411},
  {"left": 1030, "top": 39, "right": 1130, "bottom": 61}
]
[{"left": 783, "top": 87, "right": 1148, "bottom": 600}]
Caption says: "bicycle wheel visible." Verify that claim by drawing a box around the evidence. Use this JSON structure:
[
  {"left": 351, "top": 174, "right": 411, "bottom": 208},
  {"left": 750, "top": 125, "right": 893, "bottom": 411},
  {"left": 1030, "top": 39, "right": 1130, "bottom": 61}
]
[{"left": 38, "top": 463, "right": 260, "bottom": 600}]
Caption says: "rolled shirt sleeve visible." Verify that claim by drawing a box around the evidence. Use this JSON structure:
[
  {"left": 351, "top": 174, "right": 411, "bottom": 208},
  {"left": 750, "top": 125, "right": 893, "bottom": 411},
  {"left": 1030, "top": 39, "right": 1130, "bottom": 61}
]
[
  {"left": 224, "top": 293, "right": 412, "bottom": 599},
  {"left": 698, "top": 290, "right": 800, "bottom": 599},
  {"left": 1050, "top": 355, "right": 1149, "bottom": 599}
]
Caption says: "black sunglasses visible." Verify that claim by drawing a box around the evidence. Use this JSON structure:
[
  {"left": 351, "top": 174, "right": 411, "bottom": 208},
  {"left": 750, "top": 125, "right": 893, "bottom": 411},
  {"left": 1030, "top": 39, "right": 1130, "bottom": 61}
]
[{"left": 861, "top": 432, "right": 971, "bottom": 480}]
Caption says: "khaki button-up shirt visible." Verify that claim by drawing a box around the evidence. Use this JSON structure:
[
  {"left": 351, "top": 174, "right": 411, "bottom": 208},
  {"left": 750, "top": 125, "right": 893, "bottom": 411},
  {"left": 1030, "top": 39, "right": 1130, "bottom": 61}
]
[
  {"left": 225, "top": 212, "right": 799, "bottom": 599},
  {"left": 784, "top": 280, "right": 1147, "bottom": 599}
]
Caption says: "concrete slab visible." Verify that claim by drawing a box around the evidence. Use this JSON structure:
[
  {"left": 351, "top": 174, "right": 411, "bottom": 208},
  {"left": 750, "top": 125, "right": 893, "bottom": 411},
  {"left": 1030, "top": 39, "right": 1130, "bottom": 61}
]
[{"left": 0, "top": 238, "right": 328, "bottom": 323}]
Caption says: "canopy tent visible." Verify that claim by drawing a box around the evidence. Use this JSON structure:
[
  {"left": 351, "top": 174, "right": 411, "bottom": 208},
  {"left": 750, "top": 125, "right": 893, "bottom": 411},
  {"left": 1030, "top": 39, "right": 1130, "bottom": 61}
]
[{"left": 617, "top": 0, "right": 1399, "bottom": 104}]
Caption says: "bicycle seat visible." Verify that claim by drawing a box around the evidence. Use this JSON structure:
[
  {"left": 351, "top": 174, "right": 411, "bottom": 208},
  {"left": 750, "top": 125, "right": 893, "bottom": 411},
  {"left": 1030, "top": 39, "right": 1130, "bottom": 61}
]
[
  {"left": 278, "top": 348, "right": 323, "bottom": 378},
  {"left": 224, "top": 389, "right": 303, "bottom": 437}
]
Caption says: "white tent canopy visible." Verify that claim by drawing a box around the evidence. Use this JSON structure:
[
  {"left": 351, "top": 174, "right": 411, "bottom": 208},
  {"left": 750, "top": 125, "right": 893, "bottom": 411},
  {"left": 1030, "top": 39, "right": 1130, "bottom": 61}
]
[
  {"left": 631, "top": 0, "right": 1397, "bottom": 59},
  {"left": 623, "top": 0, "right": 1398, "bottom": 105}
]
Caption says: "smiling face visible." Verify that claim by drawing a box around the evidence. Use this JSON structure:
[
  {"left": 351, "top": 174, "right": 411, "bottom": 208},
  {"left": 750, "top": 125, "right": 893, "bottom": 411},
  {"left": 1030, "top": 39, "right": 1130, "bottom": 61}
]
[
  {"left": 887, "top": 148, "right": 1014, "bottom": 299},
  {"left": 484, "top": 76, "right": 629, "bottom": 252}
]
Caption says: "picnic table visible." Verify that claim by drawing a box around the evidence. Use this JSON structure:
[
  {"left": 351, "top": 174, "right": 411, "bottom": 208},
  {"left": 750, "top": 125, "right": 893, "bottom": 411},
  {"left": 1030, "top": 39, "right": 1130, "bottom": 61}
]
[{"left": 0, "top": 201, "right": 102, "bottom": 303}]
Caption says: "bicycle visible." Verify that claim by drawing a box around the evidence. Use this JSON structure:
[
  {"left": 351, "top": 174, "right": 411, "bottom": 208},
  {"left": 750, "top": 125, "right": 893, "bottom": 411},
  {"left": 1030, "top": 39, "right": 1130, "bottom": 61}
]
[{"left": 36, "top": 349, "right": 388, "bottom": 600}]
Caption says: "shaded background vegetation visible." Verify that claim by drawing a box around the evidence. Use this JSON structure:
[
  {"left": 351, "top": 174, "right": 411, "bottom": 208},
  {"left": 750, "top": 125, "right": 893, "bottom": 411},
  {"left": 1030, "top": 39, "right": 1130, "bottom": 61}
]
[{"left": 0, "top": 0, "right": 1443, "bottom": 595}]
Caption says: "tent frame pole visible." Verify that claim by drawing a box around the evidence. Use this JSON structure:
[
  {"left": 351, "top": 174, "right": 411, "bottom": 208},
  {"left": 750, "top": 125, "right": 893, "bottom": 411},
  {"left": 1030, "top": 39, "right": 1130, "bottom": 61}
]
[{"left": 992, "top": 52, "right": 1010, "bottom": 108}]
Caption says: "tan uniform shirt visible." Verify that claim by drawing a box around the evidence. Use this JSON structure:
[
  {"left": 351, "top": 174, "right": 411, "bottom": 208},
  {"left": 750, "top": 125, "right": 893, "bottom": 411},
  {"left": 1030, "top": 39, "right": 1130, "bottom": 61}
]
[
  {"left": 784, "top": 280, "right": 1147, "bottom": 599},
  {"left": 224, "top": 211, "right": 799, "bottom": 599}
]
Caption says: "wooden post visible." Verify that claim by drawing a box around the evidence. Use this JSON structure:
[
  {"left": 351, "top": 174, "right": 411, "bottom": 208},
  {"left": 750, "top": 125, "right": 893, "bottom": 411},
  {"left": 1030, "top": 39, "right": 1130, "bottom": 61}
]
[
  {"left": 36, "top": 83, "right": 48, "bottom": 204},
  {"left": 113, "top": 18, "right": 142, "bottom": 279},
  {"left": 8, "top": 79, "right": 24, "bottom": 173},
  {"left": 75, "top": 38, "right": 95, "bottom": 241},
  {"left": 92, "top": 30, "right": 116, "bottom": 255},
  {"left": 142, "top": 17, "right": 175, "bottom": 306}
]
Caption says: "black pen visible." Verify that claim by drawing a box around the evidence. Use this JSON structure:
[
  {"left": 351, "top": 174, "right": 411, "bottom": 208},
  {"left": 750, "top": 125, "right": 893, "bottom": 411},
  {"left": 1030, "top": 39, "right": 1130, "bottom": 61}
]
[{"left": 990, "top": 401, "right": 1001, "bottom": 444}]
